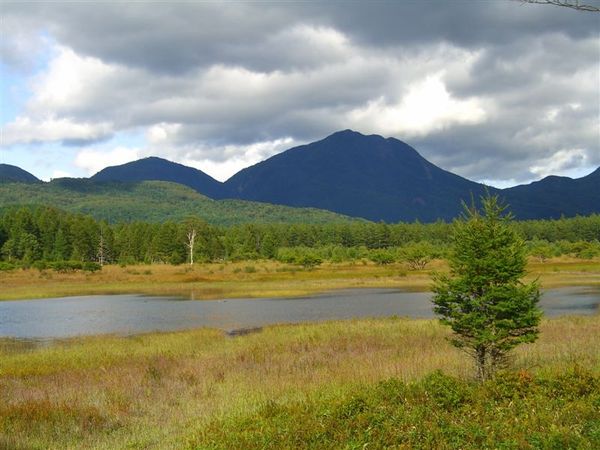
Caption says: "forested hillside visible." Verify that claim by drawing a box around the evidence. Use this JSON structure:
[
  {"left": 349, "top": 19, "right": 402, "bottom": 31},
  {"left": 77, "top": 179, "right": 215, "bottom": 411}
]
[
  {"left": 1, "top": 206, "right": 598, "bottom": 267},
  {"left": 0, "top": 179, "right": 356, "bottom": 225}
]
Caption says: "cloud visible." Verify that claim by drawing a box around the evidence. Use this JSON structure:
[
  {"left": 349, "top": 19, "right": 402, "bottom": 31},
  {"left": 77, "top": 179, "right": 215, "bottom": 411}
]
[
  {"left": 180, "top": 137, "right": 296, "bottom": 182},
  {"left": 530, "top": 148, "right": 588, "bottom": 178},
  {"left": 28, "top": 46, "right": 116, "bottom": 115},
  {"left": 348, "top": 73, "right": 486, "bottom": 137},
  {"left": 49, "top": 169, "right": 72, "bottom": 181},
  {"left": 144, "top": 135, "right": 296, "bottom": 181},
  {"left": 0, "top": 14, "right": 50, "bottom": 72},
  {"left": 74, "top": 147, "right": 140, "bottom": 176},
  {"left": 2, "top": 116, "right": 112, "bottom": 146},
  {"left": 0, "top": 1, "right": 598, "bottom": 186}
]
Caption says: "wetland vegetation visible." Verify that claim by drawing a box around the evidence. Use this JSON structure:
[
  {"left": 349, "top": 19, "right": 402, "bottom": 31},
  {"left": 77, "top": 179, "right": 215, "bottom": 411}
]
[
  {"left": 1, "top": 205, "right": 599, "bottom": 448},
  {"left": 1, "top": 315, "right": 599, "bottom": 449}
]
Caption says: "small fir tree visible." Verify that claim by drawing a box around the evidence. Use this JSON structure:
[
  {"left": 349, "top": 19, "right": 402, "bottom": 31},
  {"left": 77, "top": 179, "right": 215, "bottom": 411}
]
[{"left": 432, "top": 195, "right": 542, "bottom": 381}]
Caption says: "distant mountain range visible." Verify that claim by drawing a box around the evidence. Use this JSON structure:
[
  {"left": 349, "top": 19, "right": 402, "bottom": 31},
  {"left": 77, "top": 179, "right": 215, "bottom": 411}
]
[
  {"left": 502, "top": 167, "right": 600, "bottom": 219},
  {"left": 2, "top": 130, "right": 599, "bottom": 222}
]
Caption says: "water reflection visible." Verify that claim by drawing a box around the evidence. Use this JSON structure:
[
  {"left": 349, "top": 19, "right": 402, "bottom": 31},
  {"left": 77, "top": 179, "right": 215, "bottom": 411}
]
[{"left": 0, "top": 287, "right": 597, "bottom": 341}]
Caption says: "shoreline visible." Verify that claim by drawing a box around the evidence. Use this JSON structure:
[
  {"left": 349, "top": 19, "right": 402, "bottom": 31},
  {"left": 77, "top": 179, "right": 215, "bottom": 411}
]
[{"left": 0, "top": 258, "right": 598, "bottom": 302}]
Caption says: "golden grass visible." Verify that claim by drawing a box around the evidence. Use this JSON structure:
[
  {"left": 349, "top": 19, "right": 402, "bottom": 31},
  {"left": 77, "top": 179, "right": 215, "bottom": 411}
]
[
  {"left": 0, "top": 257, "right": 598, "bottom": 301},
  {"left": 1, "top": 314, "right": 599, "bottom": 449},
  {"left": 1, "top": 257, "right": 598, "bottom": 448}
]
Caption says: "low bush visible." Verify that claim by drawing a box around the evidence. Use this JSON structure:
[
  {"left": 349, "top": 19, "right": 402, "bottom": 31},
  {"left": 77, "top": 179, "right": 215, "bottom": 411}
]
[
  {"left": 193, "top": 369, "right": 600, "bottom": 449},
  {"left": 82, "top": 262, "right": 102, "bottom": 273},
  {"left": 369, "top": 249, "right": 396, "bottom": 265},
  {"left": 0, "top": 261, "right": 16, "bottom": 271}
]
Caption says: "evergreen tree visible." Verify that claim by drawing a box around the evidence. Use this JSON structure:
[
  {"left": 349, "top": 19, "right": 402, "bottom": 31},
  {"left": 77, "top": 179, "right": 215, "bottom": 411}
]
[
  {"left": 432, "top": 196, "right": 542, "bottom": 381},
  {"left": 53, "top": 227, "right": 70, "bottom": 260}
]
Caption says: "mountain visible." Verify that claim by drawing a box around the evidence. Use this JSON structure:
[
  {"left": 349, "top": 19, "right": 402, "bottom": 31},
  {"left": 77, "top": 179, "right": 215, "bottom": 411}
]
[
  {"left": 4, "top": 131, "right": 599, "bottom": 223},
  {"left": 224, "top": 130, "right": 492, "bottom": 222},
  {"left": 91, "top": 156, "right": 225, "bottom": 199},
  {"left": 502, "top": 167, "right": 600, "bottom": 220},
  {"left": 0, "top": 179, "right": 357, "bottom": 225},
  {"left": 0, "top": 164, "right": 40, "bottom": 183}
]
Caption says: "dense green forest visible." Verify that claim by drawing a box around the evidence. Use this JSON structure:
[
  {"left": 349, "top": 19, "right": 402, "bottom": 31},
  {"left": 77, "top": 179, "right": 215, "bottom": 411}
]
[
  {"left": 0, "top": 179, "right": 357, "bottom": 225},
  {"left": 1, "top": 206, "right": 599, "bottom": 268}
]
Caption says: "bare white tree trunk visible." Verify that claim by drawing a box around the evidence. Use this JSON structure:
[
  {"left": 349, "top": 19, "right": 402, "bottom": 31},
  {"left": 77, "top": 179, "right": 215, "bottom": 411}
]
[
  {"left": 186, "top": 228, "right": 196, "bottom": 265},
  {"left": 97, "top": 231, "right": 105, "bottom": 266}
]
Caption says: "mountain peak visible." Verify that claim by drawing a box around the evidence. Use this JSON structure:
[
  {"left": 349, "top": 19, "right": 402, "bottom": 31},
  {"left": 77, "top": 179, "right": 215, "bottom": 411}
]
[
  {"left": 328, "top": 129, "right": 365, "bottom": 138},
  {"left": 138, "top": 156, "right": 180, "bottom": 165},
  {"left": 325, "top": 129, "right": 387, "bottom": 142},
  {"left": 91, "top": 156, "right": 225, "bottom": 198},
  {"left": 0, "top": 164, "right": 41, "bottom": 183},
  {"left": 225, "top": 130, "right": 483, "bottom": 222}
]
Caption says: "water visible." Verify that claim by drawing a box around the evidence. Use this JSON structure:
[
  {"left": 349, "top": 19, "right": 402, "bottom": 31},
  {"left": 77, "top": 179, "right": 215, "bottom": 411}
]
[{"left": 0, "top": 287, "right": 597, "bottom": 340}]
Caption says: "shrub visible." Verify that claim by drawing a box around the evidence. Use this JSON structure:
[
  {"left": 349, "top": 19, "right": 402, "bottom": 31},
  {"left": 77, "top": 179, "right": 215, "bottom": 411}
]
[
  {"left": 50, "top": 261, "right": 83, "bottom": 273},
  {"left": 275, "top": 247, "right": 298, "bottom": 264},
  {"left": 400, "top": 241, "right": 435, "bottom": 270},
  {"left": 421, "top": 370, "right": 472, "bottom": 409},
  {"left": 527, "top": 239, "right": 555, "bottom": 262},
  {"left": 297, "top": 253, "right": 322, "bottom": 269},
  {"left": 369, "top": 249, "right": 396, "bottom": 265},
  {"left": 0, "top": 262, "right": 16, "bottom": 271},
  {"left": 32, "top": 261, "right": 48, "bottom": 271},
  {"left": 575, "top": 241, "right": 600, "bottom": 259},
  {"left": 82, "top": 262, "right": 102, "bottom": 273}
]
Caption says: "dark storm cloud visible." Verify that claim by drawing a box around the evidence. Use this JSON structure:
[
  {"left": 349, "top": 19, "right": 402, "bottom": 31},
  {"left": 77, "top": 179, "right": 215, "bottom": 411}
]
[
  {"left": 1, "top": 0, "right": 598, "bottom": 183},
  {"left": 303, "top": 0, "right": 599, "bottom": 48},
  {"left": 4, "top": 1, "right": 598, "bottom": 73}
]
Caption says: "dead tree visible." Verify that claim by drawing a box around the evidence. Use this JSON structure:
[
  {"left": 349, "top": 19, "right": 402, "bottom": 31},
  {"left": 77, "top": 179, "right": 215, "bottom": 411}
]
[{"left": 186, "top": 228, "right": 197, "bottom": 265}]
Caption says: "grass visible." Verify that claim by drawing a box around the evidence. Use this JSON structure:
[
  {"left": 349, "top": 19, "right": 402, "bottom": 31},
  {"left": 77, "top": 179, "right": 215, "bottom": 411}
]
[
  {"left": 1, "top": 257, "right": 599, "bottom": 448},
  {"left": 1, "top": 315, "right": 599, "bottom": 449},
  {"left": 0, "top": 257, "right": 598, "bottom": 301}
]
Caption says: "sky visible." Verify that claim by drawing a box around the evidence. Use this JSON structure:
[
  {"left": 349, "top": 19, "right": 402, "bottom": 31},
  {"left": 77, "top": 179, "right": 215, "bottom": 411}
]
[{"left": 1, "top": 1, "right": 599, "bottom": 187}]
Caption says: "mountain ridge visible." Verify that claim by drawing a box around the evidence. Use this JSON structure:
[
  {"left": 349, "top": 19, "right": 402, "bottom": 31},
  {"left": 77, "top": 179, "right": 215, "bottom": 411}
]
[
  {"left": 91, "top": 156, "right": 225, "bottom": 199},
  {"left": 502, "top": 164, "right": 600, "bottom": 220},
  {"left": 2, "top": 130, "right": 598, "bottom": 222},
  {"left": 0, "top": 164, "right": 41, "bottom": 184}
]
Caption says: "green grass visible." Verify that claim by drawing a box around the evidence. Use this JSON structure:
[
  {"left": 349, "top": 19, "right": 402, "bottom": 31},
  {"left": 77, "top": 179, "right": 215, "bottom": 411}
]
[{"left": 1, "top": 315, "right": 599, "bottom": 449}]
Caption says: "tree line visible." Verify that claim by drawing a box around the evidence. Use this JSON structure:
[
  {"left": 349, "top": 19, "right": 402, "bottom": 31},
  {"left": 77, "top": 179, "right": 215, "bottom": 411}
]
[{"left": 0, "top": 206, "right": 599, "bottom": 268}]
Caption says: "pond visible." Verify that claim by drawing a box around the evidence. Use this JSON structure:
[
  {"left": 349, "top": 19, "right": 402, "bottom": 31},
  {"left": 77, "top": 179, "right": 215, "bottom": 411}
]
[{"left": 0, "top": 287, "right": 598, "bottom": 340}]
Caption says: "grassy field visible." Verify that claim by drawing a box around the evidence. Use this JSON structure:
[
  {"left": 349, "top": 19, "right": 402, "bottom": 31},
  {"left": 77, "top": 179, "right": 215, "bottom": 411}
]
[
  {"left": 1, "top": 315, "right": 599, "bottom": 449},
  {"left": 1, "top": 257, "right": 599, "bottom": 301},
  {"left": 1, "top": 257, "right": 599, "bottom": 448}
]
